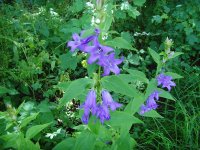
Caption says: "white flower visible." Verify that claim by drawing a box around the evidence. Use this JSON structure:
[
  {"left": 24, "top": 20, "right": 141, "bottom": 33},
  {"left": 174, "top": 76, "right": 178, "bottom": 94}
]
[
  {"left": 50, "top": 8, "right": 59, "bottom": 17},
  {"left": 102, "top": 33, "right": 108, "bottom": 40},
  {"left": 120, "top": 1, "right": 129, "bottom": 10},
  {"left": 86, "top": 2, "right": 94, "bottom": 9},
  {"left": 95, "top": 18, "right": 100, "bottom": 24},
  {"left": 45, "top": 128, "right": 62, "bottom": 139}
]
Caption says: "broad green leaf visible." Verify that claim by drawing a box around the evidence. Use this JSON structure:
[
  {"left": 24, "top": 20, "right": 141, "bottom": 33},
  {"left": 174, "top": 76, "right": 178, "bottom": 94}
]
[
  {"left": 169, "top": 52, "right": 184, "bottom": 59},
  {"left": 117, "top": 133, "right": 136, "bottom": 150},
  {"left": 81, "top": 28, "right": 95, "bottom": 38},
  {"left": 17, "top": 101, "right": 25, "bottom": 114},
  {"left": 0, "top": 86, "right": 18, "bottom": 96},
  {"left": 59, "top": 78, "right": 93, "bottom": 107},
  {"left": 142, "top": 110, "right": 163, "bottom": 118},
  {"left": 133, "top": 0, "right": 146, "bottom": 6},
  {"left": 101, "top": 15, "right": 113, "bottom": 32},
  {"left": 0, "top": 133, "right": 40, "bottom": 150},
  {"left": 109, "top": 111, "right": 143, "bottom": 127},
  {"left": 127, "top": 6, "right": 140, "bottom": 19},
  {"left": 59, "top": 53, "right": 79, "bottom": 71},
  {"left": 55, "top": 81, "right": 71, "bottom": 90},
  {"left": 53, "top": 138, "right": 76, "bottom": 150},
  {"left": 124, "top": 97, "right": 145, "bottom": 115},
  {"left": 125, "top": 69, "right": 149, "bottom": 83},
  {"left": 117, "top": 74, "right": 137, "bottom": 83},
  {"left": 105, "top": 37, "right": 136, "bottom": 51},
  {"left": 165, "top": 72, "right": 183, "bottom": 79},
  {"left": 148, "top": 48, "right": 161, "bottom": 64},
  {"left": 157, "top": 88, "right": 176, "bottom": 101},
  {"left": 144, "top": 79, "right": 157, "bottom": 99},
  {"left": 0, "top": 86, "right": 10, "bottom": 95},
  {"left": 26, "top": 122, "right": 52, "bottom": 139},
  {"left": 74, "top": 131, "right": 96, "bottom": 150},
  {"left": 20, "top": 113, "right": 39, "bottom": 128},
  {"left": 101, "top": 75, "right": 141, "bottom": 98}
]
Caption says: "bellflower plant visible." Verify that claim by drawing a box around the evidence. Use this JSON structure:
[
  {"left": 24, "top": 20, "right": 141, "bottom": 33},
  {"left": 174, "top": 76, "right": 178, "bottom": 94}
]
[
  {"left": 157, "top": 73, "right": 176, "bottom": 91},
  {"left": 140, "top": 91, "right": 160, "bottom": 115},
  {"left": 68, "top": 28, "right": 123, "bottom": 76},
  {"left": 80, "top": 90, "right": 97, "bottom": 124},
  {"left": 101, "top": 90, "right": 122, "bottom": 111}
]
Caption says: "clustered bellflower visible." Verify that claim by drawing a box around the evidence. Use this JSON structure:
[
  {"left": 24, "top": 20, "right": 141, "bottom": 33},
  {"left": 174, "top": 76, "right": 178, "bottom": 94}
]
[
  {"left": 140, "top": 91, "right": 160, "bottom": 115},
  {"left": 156, "top": 73, "right": 176, "bottom": 91},
  {"left": 67, "top": 29, "right": 123, "bottom": 76},
  {"left": 140, "top": 73, "right": 176, "bottom": 114},
  {"left": 81, "top": 90, "right": 122, "bottom": 124}
]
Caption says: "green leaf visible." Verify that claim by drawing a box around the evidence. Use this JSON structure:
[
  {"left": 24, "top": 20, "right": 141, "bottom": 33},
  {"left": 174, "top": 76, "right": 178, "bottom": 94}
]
[
  {"left": 157, "top": 88, "right": 176, "bottom": 101},
  {"left": 169, "top": 52, "right": 184, "bottom": 59},
  {"left": 133, "top": 0, "right": 146, "bottom": 6},
  {"left": 59, "top": 53, "right": 79, "bottom": 71},
  {"left": 59, "top": 78, "right": 92, "bottom": 107},
  {"left": 125, "top": 69, "right": 149, "bottom": 83},
  {"left": 0, "top": 86, "right": 10, "bottom": 95},
  {"left": 142, "top": 110, "right": 163, "bottom": 118},
  {"left": 26, "top": 122, "right": 52, "bottom": 139},
  {"left": 0, "top": 86, "right": 18, "bottom": 96},
  {"left": 127, "top": 6, "right": 140, "bottom": 19},
  {"left": 165, "top": 72, "right": 183, "bottom": 79},
  {"left": 0, "top": 133, "right": 40, "bottom": 150},
  {"left": 74, "top": 131, "right": 96, "bottom": 150},
  {"left": 117, "top": 133, "right": 136, "bottom": 150},
  {"left": 20, "top": 113, "right": 39, "bottom": 128},
  {"left": 124, "top": 97, "right": 145, "bottom": 115},
  {"left": 53, "top": 138, "right": 76, "bottom": 150},
  {"left": 109, "top": 111, "right": 143, "bottom": 127},
  {"left": 101, "top": 75, "right": 141, "bottom": 98},
  {"left": 101, "top": 15, "right": 113, "bottom": 32},
  {"left": 144, "top": 79, "right": 157, "bottom": 99},
  {"left": 148, "top": 48, "right": 161, "bottom": 64},
  {"left": 105, "top": 37, "right": 136, "bottom": 51},
  {"left": 117, "top": 74, "right": 137, "bottom": 83}
]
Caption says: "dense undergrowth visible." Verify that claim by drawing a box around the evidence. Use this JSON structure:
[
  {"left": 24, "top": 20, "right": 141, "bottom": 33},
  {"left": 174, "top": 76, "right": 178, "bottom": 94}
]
[{"left": 0, "top": 0, "right": 199, "bottom": 150}]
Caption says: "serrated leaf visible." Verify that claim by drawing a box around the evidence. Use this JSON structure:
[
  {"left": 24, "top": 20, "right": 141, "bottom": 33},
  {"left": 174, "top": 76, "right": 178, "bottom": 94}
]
[
  {"left": 59, "top": 78, "right": 93, "bottom": 107},
  {"left": 148, "top": 48, "right": 161, "bottom": 64},
  {"left": 169, "top": 52, "right": 184, "bottom": 59},
  {"left": 101, "top": 75, "right": 141, "bottom": 98},
  {"left": 127, "top": 6, "right": 140, "bottom": 19},
  {"left": 105, "top": 37, "right": 136, "bottom": 51},
  {"left": 142, "top": 110, "right": 163, "bottom": 118},
  {"left": 0, "top": 86, "right": 10, "bottom": 95},
  {"left": 124, "top": 97, "right": 145, "bottom": 115},
  {"left": 165, "top": 72, "right": 183, "bottom": 79},
  {"left": 26, "top": 122, "right": 52, "bottom": 139},
  {"left": 145, "top": 79, "right": 157, "bottom": 99},
  {"left": 20, "top": 113, "right": 39, "bottom": 128},
  {"left": 133, "top": 0, "right": 146, "bottom": 6},
  {"left": 53, "top": 138, "right": 76, "bottom": 150},
  {"left": 101, "top": 15, "right": 112, "bottom": 32},
  {"left": 125, "top": 69, "right": 149, "bottom": 83},
  {"left": 59, "top": 53, "right": 79, "bottom": 71},
  {"left": 74, "top": 131, "right": 96, "bottom": 150},
  {"left": 157, "top": 88, "right": 176, "bottom": 101},
  {"left": 109, "top": 111, "right": 143, "bottom": 127}
]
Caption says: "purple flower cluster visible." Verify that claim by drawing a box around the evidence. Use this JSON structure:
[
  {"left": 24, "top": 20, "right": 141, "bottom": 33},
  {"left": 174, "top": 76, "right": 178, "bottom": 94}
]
[
  {"left": 140, "top": 91, "right": 160, "bottom": 115},
  {"left": 140, "top": 73, "right": 176, "bottom": 114},
  {"left": 156, "top": 73, "right": 176, "bottom": 91},
  {"left": 81, "top": 90, "right": 122, "bottom": 124},
  {"left": 67, "top": 29, "right": 123, "bottom": 76}
]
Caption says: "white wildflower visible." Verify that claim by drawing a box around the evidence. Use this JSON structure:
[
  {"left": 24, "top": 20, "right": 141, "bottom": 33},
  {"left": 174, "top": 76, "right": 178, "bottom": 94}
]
[{"left": 120, "top": 1, "right": 129, "bottom": 10}]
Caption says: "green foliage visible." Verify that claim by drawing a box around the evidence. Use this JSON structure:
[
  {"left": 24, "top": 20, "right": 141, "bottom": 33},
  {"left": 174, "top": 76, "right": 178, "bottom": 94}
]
[{"left": 0, "top": 0, "right": 199, "bottom": 150}]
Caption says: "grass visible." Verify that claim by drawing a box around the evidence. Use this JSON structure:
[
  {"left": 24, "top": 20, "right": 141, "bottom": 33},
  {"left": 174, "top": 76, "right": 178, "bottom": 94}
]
[{"left": 136, "top": 66, "right": 200, "bottom": 149}]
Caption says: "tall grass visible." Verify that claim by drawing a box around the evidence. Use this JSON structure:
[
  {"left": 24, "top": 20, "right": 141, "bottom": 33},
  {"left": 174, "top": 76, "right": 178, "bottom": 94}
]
[{"left": 136, "top": 66, "right": 200, "bottom": 149}]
